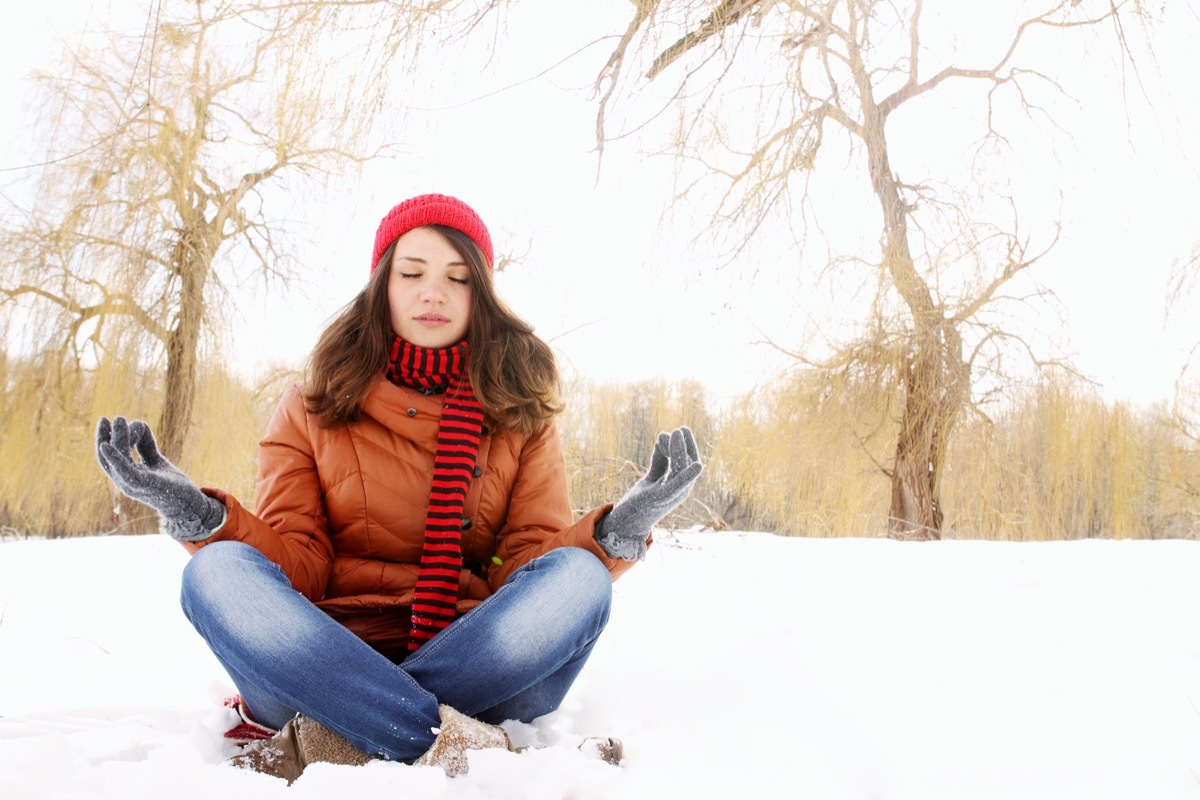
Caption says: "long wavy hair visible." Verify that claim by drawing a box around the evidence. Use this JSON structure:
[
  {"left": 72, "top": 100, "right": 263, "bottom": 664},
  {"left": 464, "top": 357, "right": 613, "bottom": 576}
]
[{"left": 303, "top": 225, "right": 562, "bottom": 434}]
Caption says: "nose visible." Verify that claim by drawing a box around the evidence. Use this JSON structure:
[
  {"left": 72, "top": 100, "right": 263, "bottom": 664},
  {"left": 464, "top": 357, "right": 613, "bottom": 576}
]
[{"left": 419, "top": 280, "right": 447, "bottom": 304}]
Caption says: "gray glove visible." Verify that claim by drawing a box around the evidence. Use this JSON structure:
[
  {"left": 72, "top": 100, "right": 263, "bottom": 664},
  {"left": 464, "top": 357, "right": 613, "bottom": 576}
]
[
  {"left": 595, "top": 426, "right": 703, "bottom": 560},
  {"left": 95, "top": 416, "right": 225, "bottom": 542}
]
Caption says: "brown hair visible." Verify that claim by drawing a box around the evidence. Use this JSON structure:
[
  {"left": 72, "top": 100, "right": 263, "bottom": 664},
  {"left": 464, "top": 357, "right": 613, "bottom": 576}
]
[{"left": 303, "top": 225, "right": 562, "bottom": 434}]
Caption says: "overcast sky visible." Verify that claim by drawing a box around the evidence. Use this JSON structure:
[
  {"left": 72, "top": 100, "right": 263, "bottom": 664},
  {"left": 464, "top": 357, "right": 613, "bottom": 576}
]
[{"left": 2, "top": 1, "right": 1198, "bottom": 410}]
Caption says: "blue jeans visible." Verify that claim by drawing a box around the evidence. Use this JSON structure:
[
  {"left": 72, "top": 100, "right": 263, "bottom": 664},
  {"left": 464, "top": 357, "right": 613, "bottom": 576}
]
[{"left": 179, "top": 541, "right": 612, "bottom": 762}]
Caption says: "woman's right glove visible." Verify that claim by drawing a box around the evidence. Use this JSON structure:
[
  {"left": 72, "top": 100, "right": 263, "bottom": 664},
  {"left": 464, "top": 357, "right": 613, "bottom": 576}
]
[
  {"left": 594, "top": 426, "right": 703, "bottom": 561},
  {"left": 95, "top": 416, "right": 226, "bottom": 542}
]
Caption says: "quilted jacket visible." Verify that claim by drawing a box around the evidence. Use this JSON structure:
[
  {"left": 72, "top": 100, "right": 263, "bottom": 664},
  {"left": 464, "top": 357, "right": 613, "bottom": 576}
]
[{"left": 192, "top": 379, "right": 631, "bottom": 660}]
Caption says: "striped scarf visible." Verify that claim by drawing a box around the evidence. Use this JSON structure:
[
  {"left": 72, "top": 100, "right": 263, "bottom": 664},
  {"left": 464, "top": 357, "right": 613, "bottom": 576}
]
[{"left": 385, "top": 336, "right": 485, "bottom": 655}]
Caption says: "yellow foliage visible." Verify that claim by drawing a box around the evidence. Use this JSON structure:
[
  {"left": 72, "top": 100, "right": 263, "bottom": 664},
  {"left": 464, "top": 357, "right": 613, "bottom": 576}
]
[
  {"left": 0, "top": 350, "right": 281, "bottom": 537},
  {"left": 713, "top": 369, "right": 895, "bottom": 537},
  {"left": 1, "top": 359, "right": 1196, "bottom": 541},
  {"left": 558, "top": 377, "right": 717, "bottom": 528},
  {"left": 942, "top": 381, "right": 1197, "bottom": 540},
  {"left": 715, "top": 371, "right": 1198, "bottom": 540}
]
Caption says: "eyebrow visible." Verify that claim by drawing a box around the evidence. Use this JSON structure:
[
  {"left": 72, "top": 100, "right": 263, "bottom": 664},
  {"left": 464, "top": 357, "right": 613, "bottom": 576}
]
[{"left": 395, "top": 256, "right": 468, "bottom": 267}]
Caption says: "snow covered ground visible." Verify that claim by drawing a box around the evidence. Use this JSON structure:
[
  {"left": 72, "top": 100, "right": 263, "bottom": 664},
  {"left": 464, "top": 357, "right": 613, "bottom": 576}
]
[{"left": 2, "top": 530, "right": 1200, "bottom": 799}]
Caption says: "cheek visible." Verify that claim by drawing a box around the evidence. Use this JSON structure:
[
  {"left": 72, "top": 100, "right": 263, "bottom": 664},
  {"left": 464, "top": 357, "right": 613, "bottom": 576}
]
[
  {"left": 388, "top": 280, "right": 417, "bottom": 310},
  {"left": 386, "top": 284, "right": 410, "bottom": 329},
  {"left": 452, "top": 286, "right": 472, "bottom": 317}
]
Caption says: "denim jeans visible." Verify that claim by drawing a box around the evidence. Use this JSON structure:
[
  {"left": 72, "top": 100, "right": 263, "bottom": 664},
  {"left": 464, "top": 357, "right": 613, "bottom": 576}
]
[{"left": 179, "top": 541, "right": 613, "bottom": 762}]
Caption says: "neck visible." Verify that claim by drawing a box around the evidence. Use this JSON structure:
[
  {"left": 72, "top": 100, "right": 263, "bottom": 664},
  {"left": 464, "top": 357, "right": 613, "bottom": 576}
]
[{"left": 386, "top": 336, "right": 469, "bottom": 395}]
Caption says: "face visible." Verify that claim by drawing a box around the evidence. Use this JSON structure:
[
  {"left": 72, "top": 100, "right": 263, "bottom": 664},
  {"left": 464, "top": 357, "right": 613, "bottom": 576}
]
[{"left": 387, "top": 226, "right": 473, "bottom": 348}]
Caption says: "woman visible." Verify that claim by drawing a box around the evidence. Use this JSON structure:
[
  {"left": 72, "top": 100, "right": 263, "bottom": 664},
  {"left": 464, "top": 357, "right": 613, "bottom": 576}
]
[{"left": 95, "top": 193, "right": 702, "bottom": 783}]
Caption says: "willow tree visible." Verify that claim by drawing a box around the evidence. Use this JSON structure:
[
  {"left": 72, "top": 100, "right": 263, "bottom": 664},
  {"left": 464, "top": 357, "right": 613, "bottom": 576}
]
[
  {"left": 587, "top": 0, "right": 1152, "bottom": 539},
  {"left": 0, "top": 0, "right": 446, "bottom": 463}
]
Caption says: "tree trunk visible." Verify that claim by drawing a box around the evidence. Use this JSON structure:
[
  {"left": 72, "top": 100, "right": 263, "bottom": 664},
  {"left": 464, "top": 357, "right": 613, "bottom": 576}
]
[
  {"left": 889, "top": 323, "right": 946, "bottom": 539},
  {"left": 860, "top": 100, "right": 967, "bottom": 539},
  {"left": 158, "top": 228, "right": 211, "bottom": 462}
]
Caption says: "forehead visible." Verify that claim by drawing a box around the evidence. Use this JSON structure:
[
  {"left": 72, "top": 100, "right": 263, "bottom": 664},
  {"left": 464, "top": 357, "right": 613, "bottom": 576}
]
[{"left": 391, "top": 227, "right": 467, "bottom": 264}]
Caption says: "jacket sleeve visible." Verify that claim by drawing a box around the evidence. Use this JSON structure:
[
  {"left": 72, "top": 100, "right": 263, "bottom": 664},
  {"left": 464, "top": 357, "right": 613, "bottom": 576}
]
[
  {"left": 184, "top": 384, "right": 335, "bottom": 601},
  {"left": 487, "top": 422, "right": 638, "bottom": 591}
]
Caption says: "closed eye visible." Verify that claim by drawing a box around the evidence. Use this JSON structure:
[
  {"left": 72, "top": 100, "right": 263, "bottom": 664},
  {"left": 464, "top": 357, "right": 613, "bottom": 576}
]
[{"left": 397, "top": 271, "right": 468, "bottom": 285}]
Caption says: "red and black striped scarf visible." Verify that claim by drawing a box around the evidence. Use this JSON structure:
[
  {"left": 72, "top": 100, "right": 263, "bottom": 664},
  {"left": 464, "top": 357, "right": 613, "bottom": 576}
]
[{"left": 385, "top": 336, "right": 485, "bottom": 655}]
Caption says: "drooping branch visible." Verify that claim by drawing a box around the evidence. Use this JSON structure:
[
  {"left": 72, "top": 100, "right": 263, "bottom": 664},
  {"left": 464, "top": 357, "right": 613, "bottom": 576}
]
[{"left": 593, "top": 0, "right": 658, "bottom": 161}]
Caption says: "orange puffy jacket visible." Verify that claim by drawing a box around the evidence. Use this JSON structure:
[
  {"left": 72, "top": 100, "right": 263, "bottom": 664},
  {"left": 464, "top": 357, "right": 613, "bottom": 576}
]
[{"left": 191, "top": 380, "right": 632, "bottom": 660}]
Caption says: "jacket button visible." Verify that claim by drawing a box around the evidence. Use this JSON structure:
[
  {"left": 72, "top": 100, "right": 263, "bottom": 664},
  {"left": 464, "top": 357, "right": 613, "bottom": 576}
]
[
  {"left": 472, "top": 466, "right": 483, "bottom": 478},
  {"left": 406, "top": 408, "right": 417, "bottom": 417},
  {"left": 460, "top": 518, "right": 472, "bottom": 530}
]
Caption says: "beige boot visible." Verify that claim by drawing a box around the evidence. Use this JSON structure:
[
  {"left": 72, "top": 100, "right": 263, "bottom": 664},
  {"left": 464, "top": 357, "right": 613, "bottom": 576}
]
[
  {"left": 231, "top": 714, "right": 375, "bottom": 784},
  {"left": 415, "top": 704, "right": 516, "bottom": 777},
  {"left": 579, "top": 735, "right": 624, "bottom": 766},
  {"left": 414, "top": 705, "right": 624, "bottom": 776}
]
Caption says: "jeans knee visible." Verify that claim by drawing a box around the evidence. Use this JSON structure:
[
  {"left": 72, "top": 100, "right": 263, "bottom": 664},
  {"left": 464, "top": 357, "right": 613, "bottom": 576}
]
[
  {"left": 179, "top": 541, "right": 260, "bottom": 620},
  {"left": 544, "top": 547, "right": 613, "bottom": 619}
]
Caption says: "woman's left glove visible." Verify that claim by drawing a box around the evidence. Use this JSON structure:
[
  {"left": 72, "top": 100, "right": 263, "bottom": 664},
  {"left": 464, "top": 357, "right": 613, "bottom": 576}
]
[
  {"left": 595, "top": 426, "right": 703, "bottom": 560},
  {"left": 96, "top": 416, "right": 226, "bottom": 542}
]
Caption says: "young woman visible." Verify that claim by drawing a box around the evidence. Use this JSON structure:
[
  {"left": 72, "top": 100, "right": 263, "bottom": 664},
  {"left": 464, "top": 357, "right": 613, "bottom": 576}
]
[{"left": 95, "top": 193, "right": 702, "bottom": 783}]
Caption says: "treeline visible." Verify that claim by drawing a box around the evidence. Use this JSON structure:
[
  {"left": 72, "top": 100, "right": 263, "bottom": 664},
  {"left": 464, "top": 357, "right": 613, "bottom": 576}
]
[
  {"left": 0, "top": 351, "right": 280, "bottom": 537},
  {"left": 1, "top": 353, "right": 1196, "bottom": 540},
  {"left": 560, "top": 374, "right": 1198, "bottom": 540}
]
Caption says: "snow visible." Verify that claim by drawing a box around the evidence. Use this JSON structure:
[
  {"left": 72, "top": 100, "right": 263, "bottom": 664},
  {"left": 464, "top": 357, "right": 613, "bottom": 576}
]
[{"left": 3, "top": 531, "right": 1200, "bottom": 799}]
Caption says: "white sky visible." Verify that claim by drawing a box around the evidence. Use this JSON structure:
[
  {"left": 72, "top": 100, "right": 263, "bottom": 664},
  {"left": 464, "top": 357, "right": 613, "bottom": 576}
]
[{"left": 2, "top": 1, "right": 1198, "bottom": 410}]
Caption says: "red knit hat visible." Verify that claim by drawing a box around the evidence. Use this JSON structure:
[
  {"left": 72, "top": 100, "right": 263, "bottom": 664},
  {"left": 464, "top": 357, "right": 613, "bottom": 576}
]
[{"left": 371, "top": 193, "right": 494, "bottom": 273}]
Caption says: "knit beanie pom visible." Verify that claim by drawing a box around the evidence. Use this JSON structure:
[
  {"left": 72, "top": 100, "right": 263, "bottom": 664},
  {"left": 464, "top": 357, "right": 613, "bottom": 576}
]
[{"left": 371, "top": 193, "right": 494, "bottom": 273}]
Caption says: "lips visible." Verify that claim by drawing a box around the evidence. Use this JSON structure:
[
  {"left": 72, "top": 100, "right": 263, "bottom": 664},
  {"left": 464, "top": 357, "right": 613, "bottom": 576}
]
[{"left": 415, "top": 314, "right": 449, "bottom": 325}]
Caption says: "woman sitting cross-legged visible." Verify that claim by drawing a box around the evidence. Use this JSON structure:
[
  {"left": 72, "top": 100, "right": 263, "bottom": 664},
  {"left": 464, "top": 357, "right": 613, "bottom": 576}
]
[{"left": 95, "top": 193, "right": 702, "bottom": 783}]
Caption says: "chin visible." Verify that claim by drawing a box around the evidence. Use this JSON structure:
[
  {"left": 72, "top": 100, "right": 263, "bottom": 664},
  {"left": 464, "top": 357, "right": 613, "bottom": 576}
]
[{"left": 402, "top": 330, "right": 461, "bottom": 349}]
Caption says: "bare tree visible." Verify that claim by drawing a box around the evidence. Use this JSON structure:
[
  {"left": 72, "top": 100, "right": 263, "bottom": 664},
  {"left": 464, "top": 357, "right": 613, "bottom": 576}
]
[
  {"left": 0, "top": 0, "right": 465, "bottom": 461},
  {"left": 585, "top": 0, "right": 1152, "bottom": 539}
]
